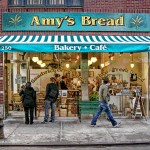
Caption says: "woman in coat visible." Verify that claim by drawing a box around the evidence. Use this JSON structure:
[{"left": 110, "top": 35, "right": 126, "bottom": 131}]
[{"left": 19, "top": 82, "right": 36, "bottom": 125}]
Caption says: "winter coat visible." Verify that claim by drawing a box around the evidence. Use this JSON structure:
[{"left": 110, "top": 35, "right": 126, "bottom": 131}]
[{"left": 19, "top": 87, "right": 36, "bottom": 107}]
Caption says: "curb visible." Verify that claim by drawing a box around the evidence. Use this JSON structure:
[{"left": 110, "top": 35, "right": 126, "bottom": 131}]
[{"left": 0, "top": 141, "right": 150, "bottom": 147}]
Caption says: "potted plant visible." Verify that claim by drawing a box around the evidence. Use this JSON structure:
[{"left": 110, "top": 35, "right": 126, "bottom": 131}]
[{"left": 89, "top": 91, "right": 99, "bottom": 101}]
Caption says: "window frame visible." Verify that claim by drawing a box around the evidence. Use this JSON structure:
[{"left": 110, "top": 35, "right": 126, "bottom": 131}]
[{"left": 8, "top": 0, "right": 84, "bottom": 7}]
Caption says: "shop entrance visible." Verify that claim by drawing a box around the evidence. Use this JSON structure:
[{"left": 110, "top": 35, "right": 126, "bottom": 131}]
[{"left": 3, "top": 52, "right": 149, "bottom": 119}]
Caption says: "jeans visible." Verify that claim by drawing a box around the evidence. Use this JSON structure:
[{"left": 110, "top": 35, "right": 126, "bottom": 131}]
[
  {"left": 91, "top": 101, "right": 117, "bottom": 126},
  {"left": 44, "top": 100, "right": 55, "bottom": 122}
]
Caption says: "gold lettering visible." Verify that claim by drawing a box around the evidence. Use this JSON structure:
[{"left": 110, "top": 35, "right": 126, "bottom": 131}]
[
  {"left": 67, "top": 18, "right": 75, "bottom": 26},
  {"left": 115, "top": 16, "right": 124, "bottom": 26},
  {"left": 42, "top": 18, "right": 55, "bottom": 26},
  {"left": 98, "top": 18, "right": 106, "bottom": 26},
  {"left": 56, "top": 18, "right": 64, "bottom": 28},
  {"left": 82, "top": 16, "right": 92, "bottom": 26},
  {"left": 91, "top": 18, "right": 98, "bottom": 26},
  {"left": 30, "top": 16, "right": 41, "bottom": 26},
  {"left": 107, "top": 18, "right": 115, "bottom": 26}
]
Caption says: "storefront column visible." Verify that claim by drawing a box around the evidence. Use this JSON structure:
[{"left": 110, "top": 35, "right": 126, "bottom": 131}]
[
  {"left": 81, "top": 53, "right": 89, "bottom": 101},
  {"left": 148, "top": 53, "right": 150, "bottom": 116},
  {"left": 12, "top": 53, "right": 18, "bottom": 93},
  {"left": 0, "top": 53, "right": 4, "bottom": 139}
]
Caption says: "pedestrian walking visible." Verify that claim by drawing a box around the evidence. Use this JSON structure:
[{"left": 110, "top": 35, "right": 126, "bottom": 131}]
[
  {"left": 41, "top": 77, "right": 59, "bottom": 123},
  {"left": 19, "top": 82, "right": 36, "bottom": 125},
  {"left": 90, "top": 77, "right": 121, "bottom": 127}
]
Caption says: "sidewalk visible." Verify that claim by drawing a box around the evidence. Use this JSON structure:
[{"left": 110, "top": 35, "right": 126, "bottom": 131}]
[{"left": 0, "top": 116, "right": 150, "bottom": 146}]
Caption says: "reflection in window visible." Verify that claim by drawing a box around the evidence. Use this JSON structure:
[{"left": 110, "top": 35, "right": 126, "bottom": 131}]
[
  {"left": 27, "top": 0, "right": 44, "bottom": 5},
  {"left": 47, "top": 0, "right": 65, "bottom": 5},
  {"left": 67, "top": 0, "right": 81, "bottom": 6},
  {"left": 8, "top": 0, "right": 24, "bottom": 6}
]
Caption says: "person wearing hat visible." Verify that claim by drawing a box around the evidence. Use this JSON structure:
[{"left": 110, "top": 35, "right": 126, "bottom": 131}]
[
  {"left": 90, "top": 77, "right": 121, "bottom": 127},
  {"left": 41, "top": 77, "right": 59, "bottom": 123}
]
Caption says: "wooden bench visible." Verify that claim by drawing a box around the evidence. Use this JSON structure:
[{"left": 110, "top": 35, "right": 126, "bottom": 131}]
[{"left": 78, "top": 101, "right": 99, "bottom": 122}]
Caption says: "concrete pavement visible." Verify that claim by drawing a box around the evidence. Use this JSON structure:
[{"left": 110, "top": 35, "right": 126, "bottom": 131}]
[{"left": 0, "top": 116, "right": 150, "bottom": 145}]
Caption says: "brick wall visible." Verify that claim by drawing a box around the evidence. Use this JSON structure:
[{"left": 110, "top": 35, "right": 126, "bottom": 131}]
[{"left": 0, "top": 0, "right": 150, "bottom": 104}]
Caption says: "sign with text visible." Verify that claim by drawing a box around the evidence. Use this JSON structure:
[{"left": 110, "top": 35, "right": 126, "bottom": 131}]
[{"left": 2, "top": 12, "right": 150, "bottom": 32}]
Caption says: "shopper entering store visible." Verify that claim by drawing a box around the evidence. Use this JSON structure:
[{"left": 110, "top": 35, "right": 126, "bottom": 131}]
[
  {"left": 41, "top": 77, "right": 59, "bottom": 123},
  {"left": 19, "top": 82, "right": 36, "bottom": 125},
  {"left": 90, "top": 77, "right": 121, "bottom": 127}
]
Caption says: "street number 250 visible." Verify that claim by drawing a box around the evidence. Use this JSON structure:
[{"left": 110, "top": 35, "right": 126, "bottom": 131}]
[{"left": 1, "top": 46, "right": 12, "bottom": 50}]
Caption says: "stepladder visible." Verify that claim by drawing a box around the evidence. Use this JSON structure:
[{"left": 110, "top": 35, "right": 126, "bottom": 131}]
[{"left": 132, "top": 95, "right": 147, "bottom": 121}]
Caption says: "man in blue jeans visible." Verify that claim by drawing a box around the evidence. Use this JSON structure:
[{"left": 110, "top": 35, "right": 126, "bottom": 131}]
[
  {"left": 41, "top": 77, "right": 59, "bottom": 123},
  {"left": 90, "top": 77, "right": 121, "bottom": 127}
]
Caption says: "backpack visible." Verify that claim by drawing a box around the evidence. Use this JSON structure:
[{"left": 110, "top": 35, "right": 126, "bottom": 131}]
[{"left": 49, "top": 89, "right": 57, "bottom": 98}]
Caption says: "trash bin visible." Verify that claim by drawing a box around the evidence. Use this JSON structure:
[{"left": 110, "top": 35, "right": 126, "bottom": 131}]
[{"left": 0, "top": 118, "right": 4, "bottom": 139}]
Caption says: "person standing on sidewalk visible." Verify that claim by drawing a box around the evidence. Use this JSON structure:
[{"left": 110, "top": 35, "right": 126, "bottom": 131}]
[
  {"left": 90, "top": 77, "right": 121, "bottom": 127},
  {"left": 41, "top": 77, "right": 59, "bottom": 123},
  {"left": 19, "top": 82, "right": 36, "bottom": 125}
]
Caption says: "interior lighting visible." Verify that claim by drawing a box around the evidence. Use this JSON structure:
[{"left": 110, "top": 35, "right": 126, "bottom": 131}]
[
  {"left": 130, "top": 63, "right": 135, "bottom": 68},
  {"left": 91, "top": 57, "right": 97, "bottom": 63},
  {"left": 32, "top": 57, "right": 39, "bottom": 62},
  {"left": 130, "top": 53, "right": 134, "bottom": 68},
  {"left": 101, "top": 53, "right": 105, "bottom": 68},
  {"left": 40, "top": 63, "right": 46, "bottom": 68},
  {"left": 101, "top": 63, "right": 105, "bottom": 68},
  {"left": 66, "top": 64, "right": 69, "bottom": 68},
  {"left": 37, "top": 60, "right": 42, "bottom": 65},
  {"left": 88, "top": 60, "right": 92, "bottom": 66}
]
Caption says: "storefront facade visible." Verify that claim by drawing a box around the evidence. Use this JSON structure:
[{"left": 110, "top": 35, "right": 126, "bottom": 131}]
[{"left": 0, "top": 0, "right": 150, "bottom": 118}]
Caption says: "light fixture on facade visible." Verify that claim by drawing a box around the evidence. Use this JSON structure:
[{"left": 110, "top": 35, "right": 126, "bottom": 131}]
[
  {"left": 130, "top": 53, "right": 134, "bottom": 68},
  {"left": 37, "top": 60, "right": 42, "bottom": 65},
  {"left": 40, "top": 63, "right": 46, "bottom": 68},
  {"left": 32, "top": 57, "right": 39, "bottom": 62},
  {"left": 66, "top": 63, "right": 69, "bottom": 68}
]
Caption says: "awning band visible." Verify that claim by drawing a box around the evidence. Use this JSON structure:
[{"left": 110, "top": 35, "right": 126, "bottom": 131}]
[{"left": 0, "top": 35, "right": 150, "bottom": 44}]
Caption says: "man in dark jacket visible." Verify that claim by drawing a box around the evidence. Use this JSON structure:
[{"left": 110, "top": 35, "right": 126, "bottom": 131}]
[
  {"left": 19, "top": 82, "right": 36, "bottom": 125},
  {"left": 41, "top": 77, "right": 59, "bottom": 123},
  {"left": 60, "top": 76, "right": 68, "bottom": 90}
]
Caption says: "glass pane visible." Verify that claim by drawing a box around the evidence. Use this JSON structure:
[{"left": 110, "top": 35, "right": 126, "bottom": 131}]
[
  {"left": 8, "top": 0, "right": 24, "bottom": 5},
  {"left": 48, "top": 0, "right": 65, "bottom": 5},
  {"left": 67, "top": 0, "right": 81, "bottom": 6},
  {"left": 27, "top": 0, "right": 44, "bottom": 5}
]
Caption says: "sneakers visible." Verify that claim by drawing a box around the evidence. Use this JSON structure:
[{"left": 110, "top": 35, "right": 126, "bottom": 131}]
[
  {"left": 90, "top": 124, "right": 96, "bottom": 127},
  {"left": 41, "top": 121, "right": 48, "bottom": 124},
  {"left": 49, "top": 120, "right": 54, "bottom": 123},
  {"left": 113, "top": 122, "right": 121, "bottom": 128}
]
